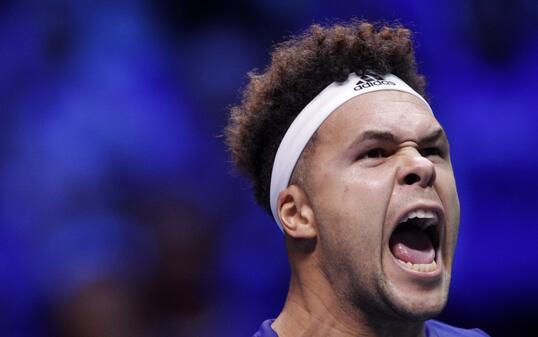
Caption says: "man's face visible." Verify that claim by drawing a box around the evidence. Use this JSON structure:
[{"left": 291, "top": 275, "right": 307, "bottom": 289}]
[{"left": 303, "top": 90, "right": 460, "bottom": 321}]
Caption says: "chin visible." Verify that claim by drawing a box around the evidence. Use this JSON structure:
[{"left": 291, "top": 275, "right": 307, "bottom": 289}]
[{"left": 380, "top": 280, "right": 449, "bottom": 322}]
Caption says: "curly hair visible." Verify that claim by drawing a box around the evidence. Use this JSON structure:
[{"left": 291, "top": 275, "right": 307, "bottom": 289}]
[{"left": 225, "top": 20, "right": 427, "bottom": 215}]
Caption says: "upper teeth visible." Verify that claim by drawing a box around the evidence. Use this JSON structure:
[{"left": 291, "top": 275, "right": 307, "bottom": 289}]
[{"left": 399, "top": 209, "right": 438, "bottom": 229}]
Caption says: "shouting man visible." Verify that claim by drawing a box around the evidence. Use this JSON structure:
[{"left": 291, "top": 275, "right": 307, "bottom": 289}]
[{"left": 226, "top": 20, "right": 490, "bottom": 337}]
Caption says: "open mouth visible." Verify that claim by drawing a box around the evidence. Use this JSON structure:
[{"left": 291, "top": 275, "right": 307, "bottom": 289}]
[{"left": 389, "top": 209, "right": 441, "bottom": 273}]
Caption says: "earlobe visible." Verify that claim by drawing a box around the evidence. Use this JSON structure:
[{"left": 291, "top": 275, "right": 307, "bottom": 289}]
[{"left": 277, "top": 185, "right": 317, "bottom": 239}]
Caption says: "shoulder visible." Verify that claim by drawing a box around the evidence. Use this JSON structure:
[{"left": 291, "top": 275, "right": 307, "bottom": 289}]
[
  {"left": 252, "top": 319, "right": 278, "bottom": 337},
  {"left": 426, "top": 320, "right": 491, "bottom": 337},
  {"left": 251, "top": 318, "right": 490, "bottom": 337}
]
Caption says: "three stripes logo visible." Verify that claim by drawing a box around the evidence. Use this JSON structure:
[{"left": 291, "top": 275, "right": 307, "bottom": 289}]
[{"left": 353, "top": 71, "right": 396, "bottom": 91}]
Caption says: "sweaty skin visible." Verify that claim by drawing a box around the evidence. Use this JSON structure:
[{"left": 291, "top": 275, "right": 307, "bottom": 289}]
[{"left": 273, "top": 90, "right": 460, "bottom": 337}]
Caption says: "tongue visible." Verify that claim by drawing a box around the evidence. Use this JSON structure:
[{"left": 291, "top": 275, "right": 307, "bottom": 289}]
[{"left": 390, "top": 228, "right": 435, "bottom": 264}]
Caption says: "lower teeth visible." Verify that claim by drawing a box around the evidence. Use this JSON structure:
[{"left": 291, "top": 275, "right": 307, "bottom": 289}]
[{"left": 397, "top": 259, "right": 437, "bottom": 272}]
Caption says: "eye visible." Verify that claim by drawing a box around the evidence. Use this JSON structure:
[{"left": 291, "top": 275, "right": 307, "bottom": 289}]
[
  {"left": 362, "top": 148, "right": 388, "bottom": 159},
  {"left": 420, "top": 147, "right": 443, "bottom": 157}
]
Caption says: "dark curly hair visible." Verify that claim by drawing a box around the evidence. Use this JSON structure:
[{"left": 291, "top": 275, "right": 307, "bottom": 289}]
[{"left": 225, "top": 20, "right": 427, "bottom": 215}]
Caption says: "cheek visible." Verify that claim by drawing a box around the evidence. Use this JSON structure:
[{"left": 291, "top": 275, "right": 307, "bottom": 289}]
[
  {"left": 345, "top": 166, "right": 396, "bottom": 217},
  {"left": 313, "top": 166, "right": 395, "bottom": 241},
  {"left": 314, "top": 167, "right": 397, "bottom": 286},
  {"left": 435, "top": 169, "right": 460, "bottom": 239}
]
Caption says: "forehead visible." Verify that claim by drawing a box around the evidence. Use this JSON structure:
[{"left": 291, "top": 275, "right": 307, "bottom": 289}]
[{"left": 316, "top": 90, "right": 440, "bottom": 144}]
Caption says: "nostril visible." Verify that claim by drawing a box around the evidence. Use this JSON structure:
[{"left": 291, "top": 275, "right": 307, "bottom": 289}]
[{"left": 404, "top": 173, "right": 420, "bottom": 185}]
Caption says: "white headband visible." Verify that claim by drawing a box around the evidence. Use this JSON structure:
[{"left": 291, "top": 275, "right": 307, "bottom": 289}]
[{"left": 269, "top": 71, "right": 431, "bottom": 231}]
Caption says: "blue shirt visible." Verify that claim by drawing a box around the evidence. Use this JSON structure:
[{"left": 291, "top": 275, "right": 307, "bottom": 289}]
[{"left": 252, "top": 319, "right": 490, "bottom": 337}]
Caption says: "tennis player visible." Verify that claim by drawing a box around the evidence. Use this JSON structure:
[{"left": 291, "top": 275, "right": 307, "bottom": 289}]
[{"left": 226, "top": 20, "right": 490, "bottom": 337}]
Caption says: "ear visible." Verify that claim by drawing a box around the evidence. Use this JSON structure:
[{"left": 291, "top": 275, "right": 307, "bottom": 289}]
[{"left": 277, "top": 185, "right": 317, "bottom": 239}]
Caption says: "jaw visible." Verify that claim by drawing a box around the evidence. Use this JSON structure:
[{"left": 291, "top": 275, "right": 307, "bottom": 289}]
[{"left": 378, "top": 245, "right": 451, "bottom": 320}]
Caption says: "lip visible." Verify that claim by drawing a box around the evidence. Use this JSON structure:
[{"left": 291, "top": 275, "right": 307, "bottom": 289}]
[
  {"left": 390, "top": 203, "right": 445, "bottom": 235},
  {"left": 390, "top": 251, "right": 443, "bottom": 281},
  {"left": 387, "top": 202, "right": 446, "bottom": 281}
]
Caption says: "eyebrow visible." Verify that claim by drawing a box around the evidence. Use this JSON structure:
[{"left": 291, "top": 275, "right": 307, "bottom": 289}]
[
  {"left": 348, "top": 128, "right": 448, "bottom": 149},
  {"left": 420, "top": 128, "right": 447, "bottom": 144}
]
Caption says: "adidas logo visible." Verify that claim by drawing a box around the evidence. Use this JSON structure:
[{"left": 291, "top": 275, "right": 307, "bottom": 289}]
[{"left": 354, "top": 71, "right": 396, "bottom": 91}]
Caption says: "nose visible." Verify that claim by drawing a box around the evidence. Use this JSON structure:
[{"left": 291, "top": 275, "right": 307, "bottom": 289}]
[{"left": 396, "top": 149, "right": 436, "bottom": 188}]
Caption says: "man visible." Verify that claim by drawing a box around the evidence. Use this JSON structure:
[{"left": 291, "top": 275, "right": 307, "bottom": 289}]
[{"left": 225, "top": 20, "right": 490, "bottom": 337}]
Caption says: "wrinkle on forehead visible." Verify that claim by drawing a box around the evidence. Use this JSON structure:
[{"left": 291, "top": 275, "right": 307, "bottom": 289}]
[{"left": 316, "top": 91, "right": 437, "bottom": 146}]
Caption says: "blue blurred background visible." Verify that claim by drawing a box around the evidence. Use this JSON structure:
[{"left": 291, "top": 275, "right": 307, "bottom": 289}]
[{"left": 1, "top": 1, "right": 537, "bottom": 336}]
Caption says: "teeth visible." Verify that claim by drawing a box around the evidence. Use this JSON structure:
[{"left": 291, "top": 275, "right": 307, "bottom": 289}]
[
  {"left": 399, "top": 209, "right": 438, "bottom": 229},
  {"left": 398, "top": 259, "right": 438, "bottom": 272}
]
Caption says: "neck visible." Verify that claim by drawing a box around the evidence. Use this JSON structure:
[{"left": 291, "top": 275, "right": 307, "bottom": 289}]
[{"left": 272, "top": 252, "right": 425, "bottom": 337}]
